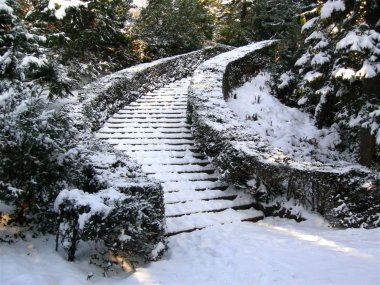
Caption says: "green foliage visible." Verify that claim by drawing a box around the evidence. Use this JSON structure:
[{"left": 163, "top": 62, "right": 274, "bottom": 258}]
[
  {"left": 215, "top": 0, "right": 301, "bottom": 46},
  {"left": 26, "top": 0, "right": 136, "bottom": 82},
  {"left": 331, "top": 174, "right": 380, "bottom": 228},
  {"left": 275, "top": 0, "right": 380, "bottom": 163},
  {"left": 134, "top": 0, "right": 214, "bottom": 59},
  {"left": 0, "top": 1, "right": 74, "bottom": 230}
]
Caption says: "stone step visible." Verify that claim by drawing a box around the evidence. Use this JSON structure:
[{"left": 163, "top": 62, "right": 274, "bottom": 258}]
[
  {"left": 125, "top": 106, "right": 187, "bottom": 111},
  {"left": 117, "top": 110, "right": 185, "bottom": 115},
  {"left": 148, "top": 172, "right": 219, "bottom": 182},
  {"left": 103, "top": 123, "right": 190, "bottom": 129},
  {"left": 130, "top": 151, "right": 204, "bottom": 159},
  {"left": 164, "top": 189, "right": 237, "bottom": 204},
  {"left": 161, "top": 181, "right": 228, "bottom": 192},
  {"left": 142, "top": 164, "right": 214, "bottom": 173},
  {"left": 140, "top": 157, "right": 209, "bottom": 165},
  {"left": 112, "top": 114, "right": 186, "bottom": 119},
  {"left": 166, "top": 209, "right": 264, "bottom": 236},
  {"left": 143, "top": 95, "right": 187, "bottom": 99},
  {"left": 165, "top": 197, "right": 254, "bottom": 217},
  {"left": 98, "top": 128, "right": 191, "bottom": 134},
  {"left": 108, "top": 117, "right": 186, "bottom": 123},
  {"left": 98, "top": 137, "right": 195, "bottom": 146},
  {"left": 136, "top": 98, "right": 188, "bottom": 103},
  {"left": 115, "top": 144, "right": 197, "bottom": 152},
  {"left": 97, "top": 132, "right": 193, "bottom": 139},
  {"left": 115, "top": 110, "right": 186, "bottom": 115},
  {"left": 129, "top": 102, "right": 187, "bottom": 107}
]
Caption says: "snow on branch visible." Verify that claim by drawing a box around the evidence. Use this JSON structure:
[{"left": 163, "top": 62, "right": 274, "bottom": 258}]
[
  {"left": 320, "top": 0, "right": 345, "bottom": 19},
  {"left": 47, "top": 0, "right": 88, "bottom": 19}
]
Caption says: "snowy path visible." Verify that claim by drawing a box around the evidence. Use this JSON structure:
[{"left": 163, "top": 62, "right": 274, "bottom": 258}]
[{"left": 97, "top": 78, "right": 263, "bottom": 235}]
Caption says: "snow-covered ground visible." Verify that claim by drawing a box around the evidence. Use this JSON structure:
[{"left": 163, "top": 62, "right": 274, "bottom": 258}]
[
  {"left": 227, "top": 72, "right": 351, "bottom": 163},
  {"left": 1, "top": 214, "right": 379, "bottom": 285}
]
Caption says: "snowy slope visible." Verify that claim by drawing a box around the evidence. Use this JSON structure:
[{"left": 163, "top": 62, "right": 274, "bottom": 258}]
[
  {"left": 227, "top": 72, "right": 350, "bottom": 163},
  {"left": 1, "top": 216, "right": 379, "bottom": 285}
]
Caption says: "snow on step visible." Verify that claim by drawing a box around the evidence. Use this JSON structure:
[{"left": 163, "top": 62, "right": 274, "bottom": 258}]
[
  {"left": 112, "top": 113, "right": 186, "bottom": 119},
  {"left": 97, "top": 132, "right": 193, "bottom": 139},
  {"left": 101, "top": 138, "right": 195, "bottom": 146},
  {"left": 164, "top": 188, "right": 237, "bottom": 204},
  {"left": 115, "top": 144, "right": 197, "bottom": 151},
  {"left": 108, "top": 117, "right": 186, "bottom": 123},
  {"left": 103, "top": 123, "right": 189, "bottom": 128},
  {"left": 166, "top": 195, "right": 254, "bottom": 217},
  {"left": 148, "top": 172, "right": 219, "bottom": 182},
  {"left": 97, "top": 78, "right": 261, "bottom": 236},
  {"left": 142, "top": 164, "right": 214, "bottom": 174},
  {"left": 117, "top": 110, "right": 185, "bottom": 115},
  {"left": 140, "top": 156, "right": 209, "bottom": 165},
  {"left": 98, "top": 128, "right": 191, "bottom": 134},
  {"left": 161, "top": 181, "right": 228, "bottom": 192},
  {"left": 126, "top": 151, "right": 204, "bottom": 160},
  {"left": 166, "top": 209, "right": 264, "bottom": 235}
]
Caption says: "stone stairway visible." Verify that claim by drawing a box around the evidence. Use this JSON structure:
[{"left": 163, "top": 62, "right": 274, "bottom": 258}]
[{"left": 96, "top": 78, "right": 264, "bottom": 236}]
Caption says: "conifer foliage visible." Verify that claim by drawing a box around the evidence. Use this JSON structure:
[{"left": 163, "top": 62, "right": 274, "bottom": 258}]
[
  {"left": 0, "top": 0, "right": 74, "bottom": 227},
  {"left": 134, "top": 0, "right": 213, "bottom": 59},
  {"left": 0, "top": 0, "right": 167, "bottom": 264},
  {"left": 26, "top": 0, "right": 135, "bottom": 83},
  {"left": 275, "top": 0, "right": 380, "bottom": 164},
  {"left": 214, "top": 0, "right": 300, "bottom": 46}
]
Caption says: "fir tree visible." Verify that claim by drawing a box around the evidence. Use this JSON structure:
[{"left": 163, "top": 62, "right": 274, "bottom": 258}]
[
  {"left": 0, "top": 0, "right": 74, "bottom": 226},
  {"left": 26, "top": 0, "right": 135, "bottom": 81},
  {"left": 276, "top": 0, "right": 380, "bottom": 165},
  {"left": 134, "top": 0, "right": 213, "bottom": 59},
  {"left": 215, "top": 0, "right": 301, "bottom": 46}
]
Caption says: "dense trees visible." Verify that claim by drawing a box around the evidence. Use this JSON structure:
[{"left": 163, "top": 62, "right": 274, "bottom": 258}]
[
  {"left": 211, "top": 0, "right": 301, "bottom": 46},
  {"left": 24, "top": 0, "right": 136, "bottom": 83},
  {"left": 274, "top": 0, "right": 380, "bottom": 165},
  {"left": 134, "top": 0, "right": 213, "bottom": 59},
  {"left": 0, "top": 0, "right": 76, "bottom": 226},
  {"left": 0, "top": 0, "right": 166, "bottom": 263}
]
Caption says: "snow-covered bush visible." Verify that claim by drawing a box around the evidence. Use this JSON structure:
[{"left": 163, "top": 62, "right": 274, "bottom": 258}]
[
  {"left": 330, "top": 173, "right": 380, "bottom": 228},
  {"left": 55, "top": 142, "right": 165, "bottom": 262}
]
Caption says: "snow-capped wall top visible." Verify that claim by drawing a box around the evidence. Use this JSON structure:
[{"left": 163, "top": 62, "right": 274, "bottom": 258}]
[{"left": 196, "top": 41, "right": 276, "bottom": 73}]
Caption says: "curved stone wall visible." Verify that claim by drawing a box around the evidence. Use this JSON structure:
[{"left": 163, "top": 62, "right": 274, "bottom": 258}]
[{"left": 188, "top": 42, "right": 380, "bottom": 228}]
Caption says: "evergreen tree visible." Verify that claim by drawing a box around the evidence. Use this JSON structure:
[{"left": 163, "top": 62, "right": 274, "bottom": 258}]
[
  {"left": 0, "top": 1, "right": 167, "bottom": 262},
  {"left": 134, "top": 0, "right": 214, "bottom": 59},
  {"left": 0, "top": 0, "right": 75, "bottom": 226},
  {"left": 275, "top": 0, "right": 380, "bottom": 164},
  {"left": 215, "top": 0, "right": 301, "bottom": 46},
  {"left": 25, "top": 0, "right": 135, "bottom": 81}
]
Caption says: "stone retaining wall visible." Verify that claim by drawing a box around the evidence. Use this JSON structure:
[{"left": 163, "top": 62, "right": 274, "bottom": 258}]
[{"left": 188, "top": 42, "right": 380, "bottom": 228}]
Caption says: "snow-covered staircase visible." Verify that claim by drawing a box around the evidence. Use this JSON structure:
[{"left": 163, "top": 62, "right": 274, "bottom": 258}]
[{"left": 96, "top": 78, "right": 264, "bottom": 236}]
